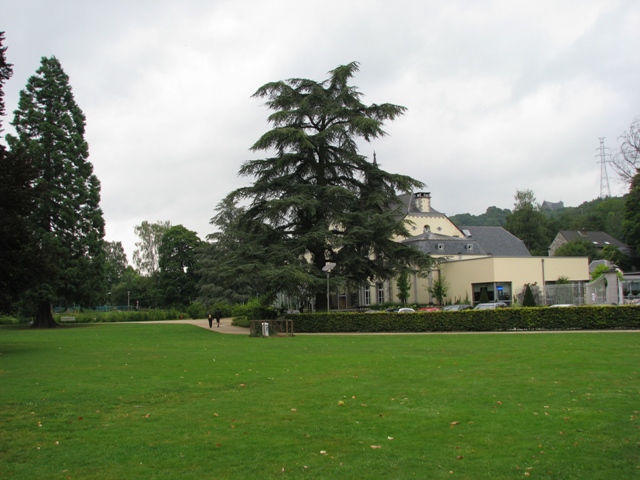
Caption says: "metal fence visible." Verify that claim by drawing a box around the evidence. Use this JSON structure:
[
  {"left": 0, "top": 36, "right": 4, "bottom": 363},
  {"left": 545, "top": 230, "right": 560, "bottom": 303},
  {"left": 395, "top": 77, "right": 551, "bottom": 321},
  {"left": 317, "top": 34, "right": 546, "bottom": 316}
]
[
  {"left": 585, "top": 275, "right": 607, "bottom": 305},
  {"left": 543, "top": 283, "right": 586, "bottom": 306},
  {"left": 622, "top": 280, "right": 640, "bottom": 304}
]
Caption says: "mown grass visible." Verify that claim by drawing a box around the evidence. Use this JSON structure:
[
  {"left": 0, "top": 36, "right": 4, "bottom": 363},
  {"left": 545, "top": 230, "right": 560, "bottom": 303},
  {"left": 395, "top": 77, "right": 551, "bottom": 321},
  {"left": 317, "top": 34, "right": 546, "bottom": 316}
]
[{"left": 0, "top": 325, "right": 638, "bottom": 479}]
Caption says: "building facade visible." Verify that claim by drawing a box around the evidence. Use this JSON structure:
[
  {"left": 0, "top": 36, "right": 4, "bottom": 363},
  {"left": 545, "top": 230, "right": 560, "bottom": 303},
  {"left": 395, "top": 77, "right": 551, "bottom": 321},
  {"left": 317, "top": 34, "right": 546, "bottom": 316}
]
[{"left": 346, "top": 192, "right": 590, "bottom": 308}]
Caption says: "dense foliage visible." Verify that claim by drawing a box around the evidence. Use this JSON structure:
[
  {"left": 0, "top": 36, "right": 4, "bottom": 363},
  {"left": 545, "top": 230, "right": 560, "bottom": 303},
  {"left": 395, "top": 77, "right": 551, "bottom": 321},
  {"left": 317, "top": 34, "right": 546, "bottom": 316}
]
[
  {"left": 395, "top": 271, "right": 411, "bottom": 304},
  {"left": 453, "top": 195, "right": 628, "bottom": 245},
  {"left": 503, "top": 190, "right": 549, "bottom": 255},
  {"left": 553, "top": 239, "right": 599, "bottom": 261},
  {"left": 133, "top": 220, "right": 171, "bottom": 276},
  {"left": 103, "top": 241, "right": 128, "bottom": 292},
  {"left": 450, "top": 206, "right": 511, "bottom": 227},
  {"left": 158, "top": 225, "right": 202, "bottom": 307}
]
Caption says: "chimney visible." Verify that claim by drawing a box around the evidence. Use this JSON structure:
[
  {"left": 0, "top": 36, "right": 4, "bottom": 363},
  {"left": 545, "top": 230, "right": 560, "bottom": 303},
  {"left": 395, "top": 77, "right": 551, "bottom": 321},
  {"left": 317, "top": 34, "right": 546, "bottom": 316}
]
[{"left": 414, "top": 192, "right": 431, "bottom": 213}]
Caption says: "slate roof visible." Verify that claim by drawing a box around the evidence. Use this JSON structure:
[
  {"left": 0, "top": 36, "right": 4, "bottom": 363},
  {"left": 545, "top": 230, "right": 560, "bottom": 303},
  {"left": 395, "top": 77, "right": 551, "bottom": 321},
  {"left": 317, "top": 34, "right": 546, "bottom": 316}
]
[
  {"left": 401, "top": 226, "right": 531, "bottom": 257},
  {"left": 395, "top": 192, "right": 446, "bottom": 218},
  {"left": 558, "top": 230, "right": 628, "bottom": 249},
  {"left": 401, "top": 231, "right": 486, "bottom": 255},
  {"left": 459, "top": 226, "right": 531, "bottom": 257}
]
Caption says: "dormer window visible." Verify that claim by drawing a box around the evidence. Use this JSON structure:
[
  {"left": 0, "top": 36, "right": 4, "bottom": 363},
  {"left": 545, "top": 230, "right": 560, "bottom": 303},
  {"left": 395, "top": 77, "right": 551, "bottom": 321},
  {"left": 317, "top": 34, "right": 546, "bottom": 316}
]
[
  {"left": 466, "top": 244, "right": 473, "bottom": 251},
  {"left": 437, "top": 243, "right": 444, "bottom": 251}
]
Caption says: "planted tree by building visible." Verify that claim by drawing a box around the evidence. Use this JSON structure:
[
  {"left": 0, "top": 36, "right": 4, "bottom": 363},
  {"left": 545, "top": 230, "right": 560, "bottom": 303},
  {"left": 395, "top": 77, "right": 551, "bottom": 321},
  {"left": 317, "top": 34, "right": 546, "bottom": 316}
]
[{"left": 201, "top": 62, "right": 432, "bottom": 308}]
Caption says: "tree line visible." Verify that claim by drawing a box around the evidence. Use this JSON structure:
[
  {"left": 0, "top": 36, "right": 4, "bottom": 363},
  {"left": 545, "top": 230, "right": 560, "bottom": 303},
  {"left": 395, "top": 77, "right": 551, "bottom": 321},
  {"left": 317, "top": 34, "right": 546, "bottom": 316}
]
[
  {"left": 2, "top": 30, "right": 639, "bottom": 325},
  {"left": 1, "top": 39, "right": 434, "bottom": 324},
  {"left": 450, "top": 189, "right": 638, "bottom": 268}
]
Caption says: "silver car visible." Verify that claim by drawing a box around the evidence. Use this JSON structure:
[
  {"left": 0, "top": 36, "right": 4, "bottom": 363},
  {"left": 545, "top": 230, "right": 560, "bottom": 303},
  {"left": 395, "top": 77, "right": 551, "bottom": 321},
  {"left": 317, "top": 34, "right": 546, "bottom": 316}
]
[
  {"left": 442, "top": 304, "right": 472, "bottom": 312},
  {"left": 474, "top": 302, "right": 508, "bottom": 310}
]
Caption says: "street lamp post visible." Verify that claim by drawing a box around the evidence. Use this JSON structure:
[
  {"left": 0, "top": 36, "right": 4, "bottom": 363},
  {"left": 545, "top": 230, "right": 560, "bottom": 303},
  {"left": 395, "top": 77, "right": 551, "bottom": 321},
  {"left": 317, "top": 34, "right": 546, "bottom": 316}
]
[
  {"left": 127, "top": 290, "right": 130, "bottom": 311},
  {"left": 541, "top": 258, "right": 546, "bottom": 306},
  {"left": 322, "top": 262, "right": 336, "bottom": 312}
]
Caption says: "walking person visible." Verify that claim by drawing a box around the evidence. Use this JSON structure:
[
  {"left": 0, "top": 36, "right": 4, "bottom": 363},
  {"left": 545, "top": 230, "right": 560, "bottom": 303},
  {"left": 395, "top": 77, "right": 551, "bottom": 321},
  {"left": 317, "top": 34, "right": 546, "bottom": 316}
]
[
  {"left": 207, "top": 312, "right": 213, "bottom": 329},
  {"left": 214, "top": 309, "right": 222, "bottom": 328}
]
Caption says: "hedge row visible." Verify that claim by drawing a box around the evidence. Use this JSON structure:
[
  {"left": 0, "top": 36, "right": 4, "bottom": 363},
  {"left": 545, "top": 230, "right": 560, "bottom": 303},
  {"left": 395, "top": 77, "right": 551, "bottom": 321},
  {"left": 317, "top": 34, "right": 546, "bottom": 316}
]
[
  {"left": 286, "top": 306, "right": 640, "bottom": 333},
  {"left": 53, "top": 309, "right": 187, "bottom": 324}
]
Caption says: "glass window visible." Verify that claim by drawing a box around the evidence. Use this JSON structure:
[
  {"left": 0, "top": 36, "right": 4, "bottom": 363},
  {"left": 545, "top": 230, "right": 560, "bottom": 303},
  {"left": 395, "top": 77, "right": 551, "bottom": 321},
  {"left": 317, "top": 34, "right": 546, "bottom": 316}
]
[
  {"left": 495, "top": 282, "right": 512, "bottom": 303},
  {"left": 472, "top": 282, "right": 512, "bottom": 304},
  {"left": 376, "top": 282, "right": 385, "bottom": 304}
]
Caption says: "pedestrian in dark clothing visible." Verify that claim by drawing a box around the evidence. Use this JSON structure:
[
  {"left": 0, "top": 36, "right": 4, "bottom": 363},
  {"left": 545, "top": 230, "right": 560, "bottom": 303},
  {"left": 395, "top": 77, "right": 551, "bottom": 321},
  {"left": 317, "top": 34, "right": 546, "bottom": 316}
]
[
  {"left": 207, "top": 312, "right": 213, "bottom": 329},
  {"left": 214, "top": 309, "right": 222, "bottom": 328}
]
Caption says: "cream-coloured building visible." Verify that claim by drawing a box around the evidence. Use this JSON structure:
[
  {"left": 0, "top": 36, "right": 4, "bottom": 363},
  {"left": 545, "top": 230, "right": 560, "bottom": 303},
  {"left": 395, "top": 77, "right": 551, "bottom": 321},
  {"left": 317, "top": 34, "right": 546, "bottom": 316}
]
[{"left": 348, "top": 192, "right": 590, "bottom": 308}]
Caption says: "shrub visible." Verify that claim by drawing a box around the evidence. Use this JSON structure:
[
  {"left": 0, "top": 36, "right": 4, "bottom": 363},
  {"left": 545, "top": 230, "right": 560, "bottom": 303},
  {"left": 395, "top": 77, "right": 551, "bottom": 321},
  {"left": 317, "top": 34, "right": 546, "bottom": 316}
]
[
  {"left": 187, "top": 302, "right": 206, "bottom": 320},
  {"left": 52, "top": 309, "right": 188, "bottom": 324},
  {"left": 523, "top": 284, "right": 537, "bottom": 307},
  {"left": 0, "top": 315, "right": 19, "bottom": 325},
  {"left": 286, "top": 306, "right": 640, "bottom": 333},
  {"left": 231, "top": 316, "right": 250, "bottom": 328},
  {"left": 478, "top": 289, "right": 490, "bottom": 303},
  {"left": 231, "top": 298, "right": 278, "bottom": 320}
]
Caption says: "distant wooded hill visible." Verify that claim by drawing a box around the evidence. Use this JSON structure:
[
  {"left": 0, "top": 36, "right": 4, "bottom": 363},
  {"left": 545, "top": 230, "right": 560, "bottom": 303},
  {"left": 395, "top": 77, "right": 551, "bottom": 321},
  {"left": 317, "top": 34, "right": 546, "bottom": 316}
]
[{"left": 450, "top": 196, "right": 628, "bottom": 244}]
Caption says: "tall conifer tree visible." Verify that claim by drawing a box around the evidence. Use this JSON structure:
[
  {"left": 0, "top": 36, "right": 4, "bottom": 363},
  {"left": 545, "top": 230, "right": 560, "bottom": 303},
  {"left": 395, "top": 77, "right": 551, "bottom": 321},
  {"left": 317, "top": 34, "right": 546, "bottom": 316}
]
[
  {"left": 204, "top": 62, "right": 432, "bottom": 308},
  {"left": 7, "top": 56, "right": 105, "bottom": 327}
]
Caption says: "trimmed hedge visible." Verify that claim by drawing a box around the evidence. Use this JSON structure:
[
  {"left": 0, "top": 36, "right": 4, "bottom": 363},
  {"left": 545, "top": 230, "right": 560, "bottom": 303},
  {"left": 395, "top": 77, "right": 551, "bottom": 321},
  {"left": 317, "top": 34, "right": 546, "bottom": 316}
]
[{"left": 286, "top": 305, "right": 640, "bottom": 333}]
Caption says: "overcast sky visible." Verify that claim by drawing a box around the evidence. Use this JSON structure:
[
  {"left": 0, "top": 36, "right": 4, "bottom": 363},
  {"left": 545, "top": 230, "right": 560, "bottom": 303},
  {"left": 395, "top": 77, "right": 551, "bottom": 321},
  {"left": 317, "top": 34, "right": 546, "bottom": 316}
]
[{"left": 3, "top": 0, "right": 639, "bottom": 262}]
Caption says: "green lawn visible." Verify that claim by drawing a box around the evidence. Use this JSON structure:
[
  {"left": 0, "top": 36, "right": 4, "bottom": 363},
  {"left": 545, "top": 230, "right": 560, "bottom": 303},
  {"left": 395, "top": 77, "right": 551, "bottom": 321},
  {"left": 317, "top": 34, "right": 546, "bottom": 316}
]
[{"left": 1, "top": 325, "right": 638, "bottom": 479}]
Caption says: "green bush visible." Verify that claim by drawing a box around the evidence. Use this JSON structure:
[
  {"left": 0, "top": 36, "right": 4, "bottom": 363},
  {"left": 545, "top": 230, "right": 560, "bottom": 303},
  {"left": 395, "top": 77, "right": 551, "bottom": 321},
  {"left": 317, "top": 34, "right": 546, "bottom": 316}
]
[
  {"left": 0, "top": 315, "right": 19, "bottom": 325},
  {"left": 231, "top": 316, "right": 250, "bottom": 328},
  {"left": 522, "top": 284, "right": 537, "bottom": 307},
  {"left": 231, "top": 298, "right": 278, "bottom": 320},
  {"left": 187, "top": 302, "right": 206, "bottom": 320},
  {"left": 286, "top": 306, "right": 640, "bottom": 333}
]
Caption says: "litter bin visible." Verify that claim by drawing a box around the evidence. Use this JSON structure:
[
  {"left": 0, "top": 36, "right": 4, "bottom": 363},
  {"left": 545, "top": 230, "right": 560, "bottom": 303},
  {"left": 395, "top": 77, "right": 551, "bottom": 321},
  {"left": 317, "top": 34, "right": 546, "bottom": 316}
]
[{"left": 261, "top": 322, "right": 269, "bottom": 337}]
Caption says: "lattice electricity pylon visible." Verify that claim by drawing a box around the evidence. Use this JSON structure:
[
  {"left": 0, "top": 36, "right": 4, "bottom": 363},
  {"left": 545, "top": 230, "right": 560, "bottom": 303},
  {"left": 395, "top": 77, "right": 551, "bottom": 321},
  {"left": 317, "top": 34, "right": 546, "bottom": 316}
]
[{"left": 596, "top": 137, "right": 611, "bottom": 199}]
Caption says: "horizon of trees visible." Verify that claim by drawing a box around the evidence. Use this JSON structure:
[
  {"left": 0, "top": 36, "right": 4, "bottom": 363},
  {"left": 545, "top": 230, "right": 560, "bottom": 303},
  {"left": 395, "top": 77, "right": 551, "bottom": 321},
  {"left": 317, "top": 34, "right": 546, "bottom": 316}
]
[
  {"left": 2, "top": 28, "right": 639, "bottom": 320},
  {"left": 451, "top": 194, "right": 629, "bottom": 243}
]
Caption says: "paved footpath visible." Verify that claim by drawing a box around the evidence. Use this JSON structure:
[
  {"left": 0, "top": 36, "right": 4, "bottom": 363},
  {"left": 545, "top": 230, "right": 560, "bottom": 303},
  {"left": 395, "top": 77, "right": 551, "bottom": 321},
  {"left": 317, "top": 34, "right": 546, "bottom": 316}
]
[
  {"left": 128, "top": 318, "right": 249, "bottom": 334},
  {"left": 127, "top": 319, "right": 638, "bottom": 336}
]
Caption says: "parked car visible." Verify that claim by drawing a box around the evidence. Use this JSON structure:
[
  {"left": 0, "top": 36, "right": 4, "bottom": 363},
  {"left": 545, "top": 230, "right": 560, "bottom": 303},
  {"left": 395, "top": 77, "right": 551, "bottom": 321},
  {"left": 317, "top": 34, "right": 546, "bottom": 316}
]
[
  {"left": 441, "top": 304, "right": 472, "bottom": 312},
  {"left": 418, "top": 306, "right": 441, "bottom": 312},
  {"left": 397, "top": 307, "right": 416, "bottom": 313},
  {"left": 385, "top": 307, "right": 399, "bottom": 313},
  {"left": 474, "top": 302, "right": 508, "bottom": 310}
]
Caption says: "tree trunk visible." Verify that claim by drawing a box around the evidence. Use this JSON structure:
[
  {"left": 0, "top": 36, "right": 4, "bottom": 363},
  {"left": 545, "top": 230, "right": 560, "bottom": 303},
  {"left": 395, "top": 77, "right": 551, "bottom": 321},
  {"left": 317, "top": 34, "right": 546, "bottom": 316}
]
[{"left": 32, "top": 300, "right": 57, "bottom": 328}]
